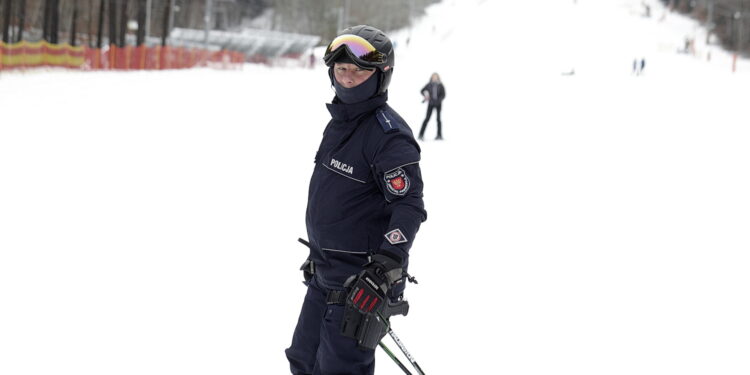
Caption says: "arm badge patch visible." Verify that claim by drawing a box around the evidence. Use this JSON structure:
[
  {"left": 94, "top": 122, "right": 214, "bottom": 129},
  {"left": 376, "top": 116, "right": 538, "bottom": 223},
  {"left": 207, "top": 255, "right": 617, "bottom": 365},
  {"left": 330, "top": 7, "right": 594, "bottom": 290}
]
[
  {"left": 385, "top": 228, "right": 408, "bottom": 245},
  {"left": 384, "top": 168, "right": 410, "bottom": 196}
]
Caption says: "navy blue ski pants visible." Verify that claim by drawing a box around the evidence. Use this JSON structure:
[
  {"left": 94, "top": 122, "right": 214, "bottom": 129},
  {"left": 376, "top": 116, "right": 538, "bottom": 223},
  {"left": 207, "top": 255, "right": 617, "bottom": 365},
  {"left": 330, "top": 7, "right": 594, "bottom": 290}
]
[{"left": 285, "top": 276, "right": 375, "bottom": 375}]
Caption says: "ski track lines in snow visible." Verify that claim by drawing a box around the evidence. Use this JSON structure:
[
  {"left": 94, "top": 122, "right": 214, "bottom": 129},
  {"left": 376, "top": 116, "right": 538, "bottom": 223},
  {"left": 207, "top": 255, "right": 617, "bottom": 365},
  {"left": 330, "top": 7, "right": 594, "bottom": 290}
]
[{"left": 1, "top": 0, "right": 750, "bottom": 374}]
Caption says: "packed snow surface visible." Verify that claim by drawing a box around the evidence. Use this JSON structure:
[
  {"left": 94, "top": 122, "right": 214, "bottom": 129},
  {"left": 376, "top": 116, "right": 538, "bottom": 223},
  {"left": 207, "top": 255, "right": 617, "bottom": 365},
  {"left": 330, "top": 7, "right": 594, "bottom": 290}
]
[{"left": 1, "top": 0, "right": 749, "bottom": 374}]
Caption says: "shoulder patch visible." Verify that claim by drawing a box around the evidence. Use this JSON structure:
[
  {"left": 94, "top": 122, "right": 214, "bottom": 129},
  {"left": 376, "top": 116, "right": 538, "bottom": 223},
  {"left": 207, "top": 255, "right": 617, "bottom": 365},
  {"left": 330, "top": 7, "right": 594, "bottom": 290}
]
[
  {"left": 384, "top": 167, "right": 410, "bottom": 196},
  {"left": 375, "top": 108, "right": 401, "bottom": 134}
]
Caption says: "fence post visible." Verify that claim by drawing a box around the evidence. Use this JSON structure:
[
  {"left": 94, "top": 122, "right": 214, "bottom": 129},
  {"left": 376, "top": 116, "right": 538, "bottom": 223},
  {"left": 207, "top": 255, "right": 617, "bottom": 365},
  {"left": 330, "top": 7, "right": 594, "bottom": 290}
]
[
  {"left": 140, "top": 45, "right": 146, "bottom": 70},
  {"left": 109, "top": 44, "right": 116, "bottom": 70}
]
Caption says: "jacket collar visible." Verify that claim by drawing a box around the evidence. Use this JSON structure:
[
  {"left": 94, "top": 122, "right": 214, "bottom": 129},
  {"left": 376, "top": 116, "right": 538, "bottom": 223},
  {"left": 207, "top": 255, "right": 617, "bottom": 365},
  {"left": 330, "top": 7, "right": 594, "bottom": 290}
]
[{"left": 326, "top": 93, "right": 388, "bottom": 122}]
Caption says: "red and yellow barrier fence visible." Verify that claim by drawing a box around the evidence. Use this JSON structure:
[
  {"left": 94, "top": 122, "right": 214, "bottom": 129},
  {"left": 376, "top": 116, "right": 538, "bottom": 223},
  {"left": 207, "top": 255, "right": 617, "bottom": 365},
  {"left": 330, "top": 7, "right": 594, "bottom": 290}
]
[
  {"left": 0, "top": 40, "right": 85, "bottom": 69},
  {"left": 1, "top": 40, "right": 245, "bottom": 71}
]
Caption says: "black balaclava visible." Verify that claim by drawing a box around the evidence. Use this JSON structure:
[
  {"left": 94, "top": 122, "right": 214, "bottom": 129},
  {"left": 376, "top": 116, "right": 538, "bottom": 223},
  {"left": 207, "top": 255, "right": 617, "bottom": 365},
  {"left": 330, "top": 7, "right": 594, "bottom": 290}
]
[{"left": 333, "top": 70, "right": 380, "bottom": 104}]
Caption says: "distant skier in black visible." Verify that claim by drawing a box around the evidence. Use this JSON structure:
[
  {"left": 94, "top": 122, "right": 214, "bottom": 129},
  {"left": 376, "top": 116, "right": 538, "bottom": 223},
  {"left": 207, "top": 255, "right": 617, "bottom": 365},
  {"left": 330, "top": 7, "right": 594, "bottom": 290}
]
[
  {"left": 633, "top": 57, "right": 646, "bottom": 75},
  {"left": 418, "top": 73, "right": 446, "bottom": 141}
]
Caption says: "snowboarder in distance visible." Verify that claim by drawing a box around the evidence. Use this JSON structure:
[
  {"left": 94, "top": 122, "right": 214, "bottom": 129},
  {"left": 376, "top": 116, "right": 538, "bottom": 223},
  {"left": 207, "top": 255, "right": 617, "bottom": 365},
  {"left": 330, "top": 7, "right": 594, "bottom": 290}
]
[{"left": 418, "top": 72, "right": 446, "bottom": 141}]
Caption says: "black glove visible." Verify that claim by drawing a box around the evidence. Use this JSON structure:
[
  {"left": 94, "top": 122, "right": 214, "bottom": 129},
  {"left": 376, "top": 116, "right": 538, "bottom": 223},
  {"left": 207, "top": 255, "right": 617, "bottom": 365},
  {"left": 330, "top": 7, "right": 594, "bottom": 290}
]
[
  {"left": 340, "top": 253, "right": 408, "bottom": 349},
  {"left": 361, "top": 253, "right": 404, "bottom": 293},
  {"left": 342, "top": 253, "right": 404, "bottom": 307}
]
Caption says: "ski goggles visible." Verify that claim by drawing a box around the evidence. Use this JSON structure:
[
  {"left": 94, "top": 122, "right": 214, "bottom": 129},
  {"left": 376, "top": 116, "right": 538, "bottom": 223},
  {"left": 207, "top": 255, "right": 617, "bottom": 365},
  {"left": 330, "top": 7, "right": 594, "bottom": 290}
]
[{"left": 324, "top": 34, "right": 387, "bottom": 66}]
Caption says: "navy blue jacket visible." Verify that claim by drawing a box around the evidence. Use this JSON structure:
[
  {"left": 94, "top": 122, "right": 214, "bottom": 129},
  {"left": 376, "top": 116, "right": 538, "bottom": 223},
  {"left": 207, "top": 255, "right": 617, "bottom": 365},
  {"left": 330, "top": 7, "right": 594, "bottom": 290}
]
[{"left": 305, "top": 94, "right": 427, "bottom": 288}]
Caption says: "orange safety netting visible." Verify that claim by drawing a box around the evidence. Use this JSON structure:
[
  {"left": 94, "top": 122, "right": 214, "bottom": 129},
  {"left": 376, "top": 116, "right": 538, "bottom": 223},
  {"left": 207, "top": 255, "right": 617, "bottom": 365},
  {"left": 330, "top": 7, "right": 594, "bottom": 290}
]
[
  {"left": 1, "top": 40, "right": 245, "bottom": 71},
  {"left": 0, "top": 40, "right": 85, "bottom": 69}
]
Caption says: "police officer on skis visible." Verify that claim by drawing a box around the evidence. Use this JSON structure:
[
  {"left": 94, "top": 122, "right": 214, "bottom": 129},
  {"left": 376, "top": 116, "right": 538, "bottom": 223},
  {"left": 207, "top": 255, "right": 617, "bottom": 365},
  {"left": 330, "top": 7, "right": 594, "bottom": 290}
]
[{"left": 285, "top": 25, "right": 427, "bottom": 375}]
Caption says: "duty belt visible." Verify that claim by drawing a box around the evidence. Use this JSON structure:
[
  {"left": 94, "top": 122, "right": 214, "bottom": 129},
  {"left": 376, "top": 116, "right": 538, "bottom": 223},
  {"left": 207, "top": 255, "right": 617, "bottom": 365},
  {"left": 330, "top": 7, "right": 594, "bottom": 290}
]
[
  {"left": 297, "top": 250, "right": 346, "bottom": 305},
  {"left": 299, "top": 259, "right": 347, "bottom": 305}
]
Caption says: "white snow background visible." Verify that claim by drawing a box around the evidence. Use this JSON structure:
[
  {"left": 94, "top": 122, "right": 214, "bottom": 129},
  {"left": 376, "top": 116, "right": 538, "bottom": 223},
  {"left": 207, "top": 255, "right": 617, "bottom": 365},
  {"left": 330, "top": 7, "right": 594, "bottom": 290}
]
[{"left": 1, "top": 0, "right": 749, "bottom": 374}]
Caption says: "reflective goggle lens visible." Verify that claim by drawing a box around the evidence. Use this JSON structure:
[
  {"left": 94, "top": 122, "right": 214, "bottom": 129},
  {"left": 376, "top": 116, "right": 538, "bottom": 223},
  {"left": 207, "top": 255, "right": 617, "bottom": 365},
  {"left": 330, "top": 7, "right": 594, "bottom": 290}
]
[{"left": 325, "top": 34, "right": 386, "bottom": 64}]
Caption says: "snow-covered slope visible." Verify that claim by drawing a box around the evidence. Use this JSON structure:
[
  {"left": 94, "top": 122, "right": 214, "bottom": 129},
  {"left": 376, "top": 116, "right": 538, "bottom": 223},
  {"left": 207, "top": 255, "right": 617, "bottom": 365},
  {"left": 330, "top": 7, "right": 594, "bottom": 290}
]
[{"left": 1, "top": 1, "right": 748, "bottom": 374}]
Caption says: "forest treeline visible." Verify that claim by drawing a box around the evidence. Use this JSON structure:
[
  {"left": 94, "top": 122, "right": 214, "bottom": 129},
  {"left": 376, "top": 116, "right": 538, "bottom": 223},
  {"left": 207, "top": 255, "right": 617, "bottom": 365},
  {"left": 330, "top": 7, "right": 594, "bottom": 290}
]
[
  {"left": 1, "top": 0, "right": 440, "bottom": 48},
  {"left": 661, "top": 0, "right": 750, "bottom": 55}
]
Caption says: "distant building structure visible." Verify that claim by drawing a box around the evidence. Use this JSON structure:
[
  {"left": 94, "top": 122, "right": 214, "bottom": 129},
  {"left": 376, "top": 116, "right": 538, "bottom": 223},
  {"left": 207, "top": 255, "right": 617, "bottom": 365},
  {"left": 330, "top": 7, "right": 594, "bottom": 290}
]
[{"left": 169, "top": 27, "right": 321, "bottom": 61}]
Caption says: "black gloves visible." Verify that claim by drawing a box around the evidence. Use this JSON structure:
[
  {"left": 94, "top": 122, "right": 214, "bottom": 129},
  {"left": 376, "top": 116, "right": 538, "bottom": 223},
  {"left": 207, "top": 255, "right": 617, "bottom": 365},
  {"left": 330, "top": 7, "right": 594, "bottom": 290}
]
[
  {"left": 340, "top": 253, "right": 409, "bottom": 350},
  {"left": 359, "top": 253, "right": 404, "bottom": 293},
  {"left": 342, "top": 253, "right": 404, "bottom": 307}
]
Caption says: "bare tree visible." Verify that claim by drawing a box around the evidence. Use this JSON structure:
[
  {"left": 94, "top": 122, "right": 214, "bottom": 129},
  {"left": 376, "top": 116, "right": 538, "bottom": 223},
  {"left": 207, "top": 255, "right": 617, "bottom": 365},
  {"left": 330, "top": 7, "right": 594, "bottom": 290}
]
[
  {"left": 17, "top": 0, "right": 27, "bottom": 41},
  {"left": 69, "top": 0, "right": 78, "bottom": 45},
  {"left": 136, "top": 0, "right": 145, "bottom": 45},
  {"left": 96, "top": 0, "right": 105, "bottom": 47},
  {"left": 118, "top": 0, "right": 126, "bottom": 46},
  {"left": 161, "top": 0, "right": 170, "bottom": 46},
  {"left": 108, "top": 0, "right": 116, "bottom": 45},
  {"left": 2, "top": 0, "right": 11, "bottom": 43},
  {"left": 43, "top": 0, "right": 60, "bottom": 43}
]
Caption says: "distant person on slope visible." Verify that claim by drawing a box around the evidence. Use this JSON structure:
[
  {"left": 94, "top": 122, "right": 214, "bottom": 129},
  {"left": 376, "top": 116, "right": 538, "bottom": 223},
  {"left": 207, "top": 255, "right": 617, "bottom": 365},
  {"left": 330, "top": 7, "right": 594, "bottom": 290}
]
[
  {"left": 418, "top": 72, "right": 446, "bottom": 141},
  {"left": 285, "top": 25, "right": 427, "bottom": 375}
]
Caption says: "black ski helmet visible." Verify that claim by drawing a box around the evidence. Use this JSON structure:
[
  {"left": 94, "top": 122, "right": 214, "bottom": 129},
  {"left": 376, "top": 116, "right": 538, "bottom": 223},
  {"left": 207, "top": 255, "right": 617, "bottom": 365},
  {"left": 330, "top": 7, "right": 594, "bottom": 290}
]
[{"left": 323, "top": 25, "right": 395, "bottom": 95}]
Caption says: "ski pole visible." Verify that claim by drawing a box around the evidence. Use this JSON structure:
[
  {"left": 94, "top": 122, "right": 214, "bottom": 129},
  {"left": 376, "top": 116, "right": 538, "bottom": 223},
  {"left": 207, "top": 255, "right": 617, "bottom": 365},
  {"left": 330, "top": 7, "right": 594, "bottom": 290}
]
[
  {"left": 379, "top": 341, "right": 412, "bottom": 375},
  {"left": 387, "top": 328, "right": 426, "bottom": 375}
]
